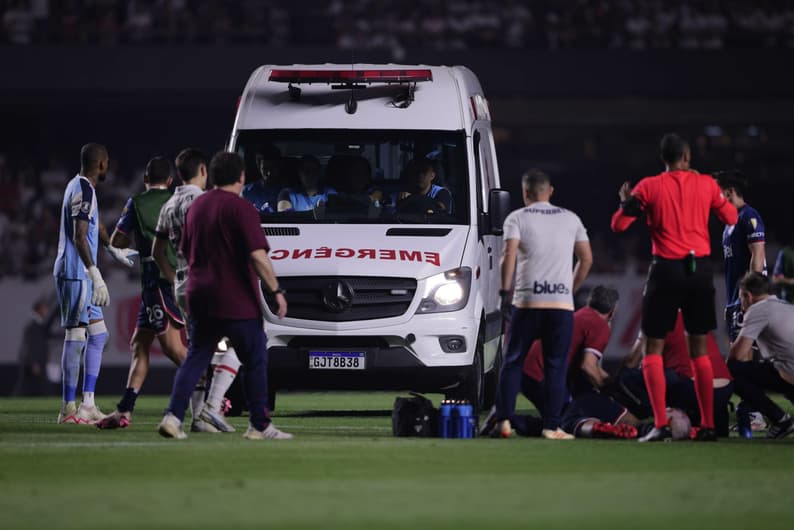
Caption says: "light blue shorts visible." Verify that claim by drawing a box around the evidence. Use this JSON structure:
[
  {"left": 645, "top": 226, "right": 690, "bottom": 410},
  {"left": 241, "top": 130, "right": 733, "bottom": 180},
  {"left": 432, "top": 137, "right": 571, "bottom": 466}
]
[{"left": 55, "top": 277, "right": 103, "bottom": 328}]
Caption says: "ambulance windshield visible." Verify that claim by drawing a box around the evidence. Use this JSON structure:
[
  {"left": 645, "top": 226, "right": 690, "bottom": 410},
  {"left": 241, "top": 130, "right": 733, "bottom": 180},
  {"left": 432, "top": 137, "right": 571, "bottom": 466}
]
[{"left": 235, "top": 129, "right": 469, "bottom": 225}]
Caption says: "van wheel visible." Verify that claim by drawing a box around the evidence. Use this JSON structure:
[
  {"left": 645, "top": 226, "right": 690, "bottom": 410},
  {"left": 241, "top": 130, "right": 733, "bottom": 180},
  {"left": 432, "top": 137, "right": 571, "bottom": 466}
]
[
  {"left": 445, "top": 327, "right": 485, "bottom": 413},
  {"left": 483, "top": 338, "right": 502, "bottom": 409}
]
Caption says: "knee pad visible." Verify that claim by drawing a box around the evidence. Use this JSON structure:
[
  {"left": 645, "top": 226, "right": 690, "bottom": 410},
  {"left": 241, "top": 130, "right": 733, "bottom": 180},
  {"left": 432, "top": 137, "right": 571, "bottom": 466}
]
[{"left": 65, "top": 327, "right": 87, "bottom": 341}]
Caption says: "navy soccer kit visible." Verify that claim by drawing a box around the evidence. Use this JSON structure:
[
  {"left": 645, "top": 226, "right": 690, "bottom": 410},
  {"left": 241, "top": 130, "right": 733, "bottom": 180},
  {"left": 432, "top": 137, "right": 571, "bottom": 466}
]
[{"left": 722, "top": 204, "right": 766, "bottom": 340}]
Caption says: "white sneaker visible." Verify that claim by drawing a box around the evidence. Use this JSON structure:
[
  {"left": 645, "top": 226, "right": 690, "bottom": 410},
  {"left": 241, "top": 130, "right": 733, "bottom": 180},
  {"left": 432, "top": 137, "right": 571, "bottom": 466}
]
[
  {"left": 158, "top": 413, "right": 188, "bottom": 439},
  {"left": 76, "top": 403, "right": 104, "bottom": 424},
  {"left": 242, "top": 423, "right": 294, "bottom": 440},
  {"left": 199, "top": 406, "right": 236, "bottom": 433},
  {"left": 57, "top": 402, "right": 78, "bottom": 424},
  {"left": 190, "top": 419, "right": 220, "bottom": 433},
  {"left": 541, "top": 428, "right": 575, "bottom": 440},
  {"left": 749, "top": 411, "right": 767, "bottom": 432}
]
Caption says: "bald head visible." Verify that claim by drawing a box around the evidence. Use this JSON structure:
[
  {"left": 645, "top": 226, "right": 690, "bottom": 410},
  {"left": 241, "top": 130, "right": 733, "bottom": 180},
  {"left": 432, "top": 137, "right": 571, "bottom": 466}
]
[{"left": 80, "top": 143, "right": 109, "bottom": 181}]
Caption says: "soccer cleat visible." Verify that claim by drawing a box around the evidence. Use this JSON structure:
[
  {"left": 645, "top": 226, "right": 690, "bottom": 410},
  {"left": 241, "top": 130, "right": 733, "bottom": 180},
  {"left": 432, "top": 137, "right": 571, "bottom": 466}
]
[
  {"left": 542, "top": 428, "right": 575, "bottom": 440},
  {"left": 190, "top": 419, "right": 220, "bottom": 433},
  {"left": 488, "top": 419, "right": 512, "bottom": 439},
  {"left": 158, "top": 413, "right": 188, "bottom": 439},
  {"left": 767, "top": 416, "right": 794, "bottom": 439},
  {"left": 95, "top": 411, "right": 131, "bottom": 430},
  {"left": 591, "top": 421, "right": 638, "bottom": 439},
  {"left": 637, "top": 425, "right": 673, "bottom": 442},
  {"left": 57, "top": 402, "right": 79, "bottom": 424},
  {"left": 242, "top": 423, "right": 294, "bottom": 440},
  {"left": 478, "top": 406, "right": 498, "bottom": 437},
  {"left": 690, "top": 426, "right": 718, "bottom": 442},
  {"left": 199, "top": 406, "right": 236, "bottom": 433},
  {"left": 75, "top": 403, "right": 104, "bottom": 424}
]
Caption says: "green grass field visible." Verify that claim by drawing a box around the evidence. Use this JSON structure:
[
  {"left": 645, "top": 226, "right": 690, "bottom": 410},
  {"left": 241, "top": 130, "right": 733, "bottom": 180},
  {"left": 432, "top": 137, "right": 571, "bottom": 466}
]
[{"left": 1, "top": 393, "right": 793, "bottom": 530}]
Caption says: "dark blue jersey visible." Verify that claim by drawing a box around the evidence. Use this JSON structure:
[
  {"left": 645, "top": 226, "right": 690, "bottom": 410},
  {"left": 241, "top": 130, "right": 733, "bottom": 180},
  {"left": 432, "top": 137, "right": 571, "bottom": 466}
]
[{"left": 722, "top": 204, "right": 765, "bottom": 307}]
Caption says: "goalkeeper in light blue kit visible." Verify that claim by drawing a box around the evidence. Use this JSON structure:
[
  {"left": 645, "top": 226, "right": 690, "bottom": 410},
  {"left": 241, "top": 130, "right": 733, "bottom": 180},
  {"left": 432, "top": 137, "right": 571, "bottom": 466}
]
[{"left": 53, "top": 143, "right": 137, "bottom": 424}]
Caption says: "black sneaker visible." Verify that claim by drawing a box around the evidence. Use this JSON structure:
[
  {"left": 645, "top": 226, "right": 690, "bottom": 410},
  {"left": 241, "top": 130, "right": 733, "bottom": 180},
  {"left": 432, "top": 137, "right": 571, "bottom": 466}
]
[
  {"left": 692, "top": 427, "right": 718, "bottom": 442},
  {"left": 478, "top": 406, "right": 498, "bottom": 438},
  {"left": 767, "top": 416, "right": 794, "bottom": 439},
  {"left": 638, "top": 425, "right": 672, "bottom": 443}
]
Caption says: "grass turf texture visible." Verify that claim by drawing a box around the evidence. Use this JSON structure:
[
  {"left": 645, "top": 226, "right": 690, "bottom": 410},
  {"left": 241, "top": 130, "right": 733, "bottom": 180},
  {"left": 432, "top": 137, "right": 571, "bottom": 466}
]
[{"left": 1, "top": 393, "right": 793, "bottom": 530}]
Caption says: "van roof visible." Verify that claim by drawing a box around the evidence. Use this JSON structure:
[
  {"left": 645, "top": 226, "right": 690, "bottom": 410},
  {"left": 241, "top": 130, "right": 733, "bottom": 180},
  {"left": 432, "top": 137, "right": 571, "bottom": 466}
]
[{"left": 234, "top": 64, "right": 485, "bottom": 132}]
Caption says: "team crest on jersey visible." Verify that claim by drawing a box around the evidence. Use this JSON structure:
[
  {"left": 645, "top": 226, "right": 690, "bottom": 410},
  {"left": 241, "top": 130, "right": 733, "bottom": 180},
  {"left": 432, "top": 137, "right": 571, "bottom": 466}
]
[{"left": 750, "top": 218, "right": 758, "bottom": 229}]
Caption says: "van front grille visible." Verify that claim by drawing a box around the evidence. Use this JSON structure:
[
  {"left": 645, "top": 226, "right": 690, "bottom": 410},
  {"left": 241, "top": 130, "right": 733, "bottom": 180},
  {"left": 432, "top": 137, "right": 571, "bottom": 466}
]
[{"left": 265, "top": 276, "right": 417, "bottom": 322}]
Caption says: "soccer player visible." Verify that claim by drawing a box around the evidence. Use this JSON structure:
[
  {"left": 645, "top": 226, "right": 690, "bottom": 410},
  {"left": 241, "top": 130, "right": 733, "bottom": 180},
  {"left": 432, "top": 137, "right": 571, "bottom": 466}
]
[
  {"left": 611, "top": 133, "right": 738, "bottom": 442},
  {"left": 714, "top": 170, "right": 766, "bottom": 341},
  {"left": 151, "top": 148, "right": 240, "bottom": 433},
  {"left": 618, "top": 312, "right": 735, "bottom": 437},
  {"left": 158, "top": 151, "right": 292, "bottom": 440},
  {"left": 490, "top": 169, "right": 592, "bottom": 440},
  {"left": 728, "top": 272, "right": 794, "bottom": 439},
  {"left": 53, "top": 143, "right": 136, "bottom": 424},
  {"left": 97, "top": 157, "right": 214, "bottom": 432}
]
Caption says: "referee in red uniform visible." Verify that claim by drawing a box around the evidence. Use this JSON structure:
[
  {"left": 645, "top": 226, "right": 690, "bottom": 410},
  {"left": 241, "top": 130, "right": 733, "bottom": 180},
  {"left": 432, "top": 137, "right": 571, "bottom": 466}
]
[{"left": 611, "top": 133, "right": 738, "bottom": 442}]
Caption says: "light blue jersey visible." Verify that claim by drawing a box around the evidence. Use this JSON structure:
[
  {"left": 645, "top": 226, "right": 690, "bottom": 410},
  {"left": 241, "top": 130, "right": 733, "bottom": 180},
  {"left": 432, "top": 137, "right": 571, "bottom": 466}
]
[{"left": 53, "top": 175, "right": 99, "bottom": 280}]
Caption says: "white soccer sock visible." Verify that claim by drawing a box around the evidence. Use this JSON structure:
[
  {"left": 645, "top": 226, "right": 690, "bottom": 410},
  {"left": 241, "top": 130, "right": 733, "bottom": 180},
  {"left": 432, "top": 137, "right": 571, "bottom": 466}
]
[
  {"left": 82, "top": 392, "right": 95, "bottom": 407},
  {"left": 206, "top": 348, "right": 241, "bottom": 411},
  {"left": 190, "top": 375, "right": 207, "bottom": 421}
]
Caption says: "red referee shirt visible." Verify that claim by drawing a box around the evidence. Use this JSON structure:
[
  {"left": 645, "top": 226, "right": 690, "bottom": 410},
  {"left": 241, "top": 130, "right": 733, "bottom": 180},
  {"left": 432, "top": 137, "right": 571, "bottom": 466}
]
[{"left": 611, "top": 170, "right": 738, "bottom": 259}]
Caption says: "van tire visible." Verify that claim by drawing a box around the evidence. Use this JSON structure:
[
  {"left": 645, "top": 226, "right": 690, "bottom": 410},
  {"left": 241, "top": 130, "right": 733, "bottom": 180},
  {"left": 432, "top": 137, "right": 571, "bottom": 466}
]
[
  {"left": 445, "top": 327, "right": 485, "bottom": 413},
  {"left": 483, "top": 338, "right": 502, "bottom": 409}
]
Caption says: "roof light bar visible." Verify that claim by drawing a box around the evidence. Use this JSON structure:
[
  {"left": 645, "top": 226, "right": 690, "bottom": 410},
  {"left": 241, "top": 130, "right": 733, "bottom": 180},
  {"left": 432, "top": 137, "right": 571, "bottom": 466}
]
[{"left": 269, "top": 69, "right": 433, "bottom": 84}]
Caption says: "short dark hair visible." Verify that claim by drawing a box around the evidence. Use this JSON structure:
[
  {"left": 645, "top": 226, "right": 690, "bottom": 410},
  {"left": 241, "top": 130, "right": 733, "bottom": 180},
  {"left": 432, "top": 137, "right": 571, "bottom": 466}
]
[
  {"left": 521, "top": 169, "right": 551, "bottom": 196},
  {"left": 659, "top": 133, "right": 689, "bottom": 165},
  {"left": 586, "top": 285, "right": 619, "bottom": 314},
  {"left": 739, "top": 272, "right": 771, "bottom": 297},
  {"left": 209, "top": 151, "right": 244, "bottom": 187},
  {"left": 714, "top": 169, "right": 749, "bottom": 197},
  {"left": 175, "top": 148, "right": 207, "bottom": 183},
  {"left": 145, "top": 156, "right": 173, "bottom": 185},
  {"left": 80, "top": 143, "right": 107, "bottom": 170}
]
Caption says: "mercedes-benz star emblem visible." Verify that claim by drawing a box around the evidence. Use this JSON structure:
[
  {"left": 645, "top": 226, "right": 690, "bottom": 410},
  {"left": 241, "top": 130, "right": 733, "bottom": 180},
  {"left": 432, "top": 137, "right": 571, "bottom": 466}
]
[{"left": 322, "top": 280, "right": 355, "bottom": 313}]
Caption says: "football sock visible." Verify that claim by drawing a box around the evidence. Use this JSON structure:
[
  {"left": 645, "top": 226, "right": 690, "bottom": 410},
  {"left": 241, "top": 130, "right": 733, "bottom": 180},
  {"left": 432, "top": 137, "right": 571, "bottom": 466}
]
[
  {"left": 117, "top": 387, "right": 140, "bottom": 414},
  {"left": 61, "top": 328, "right": 86, "bottom": 403},
  {"left": 190, "top": 375, "right": 207, "bottom": 421},
  {"left": 83, "top": 321, "right": 108, "bottom": 395},
  {"left": 642, "top": 353, "right": 668, "bottom": 429},
  {"left": 206, "top": 349, "right": 241, "bottom": 411},
  {"left": 692, "top": 355, "right": 715, "bottom": 429}
]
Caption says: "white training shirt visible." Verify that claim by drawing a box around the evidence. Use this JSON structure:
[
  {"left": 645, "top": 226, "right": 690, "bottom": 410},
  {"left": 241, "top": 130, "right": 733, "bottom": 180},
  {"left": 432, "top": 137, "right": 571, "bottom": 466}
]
[
  {"left": 503, "top": 201, "right": 589, "bottom": 310},
  {"left": 738, "top": 296, "right": 794, "bottom": 380}
]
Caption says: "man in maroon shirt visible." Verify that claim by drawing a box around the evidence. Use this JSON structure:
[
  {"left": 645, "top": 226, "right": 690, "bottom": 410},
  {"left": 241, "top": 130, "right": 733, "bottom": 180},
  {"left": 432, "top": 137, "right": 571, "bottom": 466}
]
[
  {"left": 611, "top": 133, "right": 738, "bottom": 442},
  {"left": 158, "top": 151, "right": 291, "bottom": 440}
]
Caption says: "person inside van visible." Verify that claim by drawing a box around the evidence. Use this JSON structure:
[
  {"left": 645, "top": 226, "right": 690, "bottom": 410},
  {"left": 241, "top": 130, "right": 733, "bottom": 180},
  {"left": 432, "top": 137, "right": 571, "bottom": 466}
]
[
  {"left": 324, "top": 155, "right": 383, "bottom": 215},
  {"left": 242, "top": 144, "right": 281, "bottom": 214},
  {"left": 396, "top": 157, "right": 452, "bottom": 215},
  {"left": 277, "top": 155, "right": 337, "bottom": 212}
]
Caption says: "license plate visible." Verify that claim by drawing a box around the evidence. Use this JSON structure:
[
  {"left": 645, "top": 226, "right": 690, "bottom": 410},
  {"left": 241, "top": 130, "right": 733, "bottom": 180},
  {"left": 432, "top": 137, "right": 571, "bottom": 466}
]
[{"left": 308, "top": 351, "right": 365, "bottom": 370}]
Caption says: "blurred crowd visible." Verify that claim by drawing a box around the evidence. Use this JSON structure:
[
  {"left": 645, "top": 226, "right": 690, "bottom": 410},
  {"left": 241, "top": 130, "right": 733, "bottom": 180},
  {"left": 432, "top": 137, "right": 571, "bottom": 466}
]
[
  {"left": 2, "top": 0, "right": 794, "bottom": 50},
  {"left": 0, "top": 153, "right": 142, "bottom": 280}
]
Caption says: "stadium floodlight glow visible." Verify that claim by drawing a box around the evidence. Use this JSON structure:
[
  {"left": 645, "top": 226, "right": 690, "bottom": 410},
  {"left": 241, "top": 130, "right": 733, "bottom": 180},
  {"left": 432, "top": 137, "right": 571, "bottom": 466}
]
[
  {"left": 268, "top": 69, "right": 433, "bottom": 84},
  {"left": 416, "top": 267, "right": 471, "bottom": 314}
]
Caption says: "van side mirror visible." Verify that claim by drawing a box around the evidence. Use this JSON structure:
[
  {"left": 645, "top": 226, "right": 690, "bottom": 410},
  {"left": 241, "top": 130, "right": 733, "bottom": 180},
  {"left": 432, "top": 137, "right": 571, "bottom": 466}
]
[{"left": 488, "top": 188, "right": 511, "bottom": 235}]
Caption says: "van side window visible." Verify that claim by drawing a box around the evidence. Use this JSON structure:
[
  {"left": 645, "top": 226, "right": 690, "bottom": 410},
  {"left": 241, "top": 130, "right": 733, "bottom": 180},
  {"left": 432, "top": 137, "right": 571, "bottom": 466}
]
[{"left": 473, "top": 131, "right": 484, "bottom": 213}]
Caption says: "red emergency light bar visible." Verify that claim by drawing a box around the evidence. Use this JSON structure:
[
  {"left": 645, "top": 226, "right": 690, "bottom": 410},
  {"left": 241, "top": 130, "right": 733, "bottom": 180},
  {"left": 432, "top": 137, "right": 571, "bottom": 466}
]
[{"left": 269, "top": 69, "right": 433, "bottom": 84}]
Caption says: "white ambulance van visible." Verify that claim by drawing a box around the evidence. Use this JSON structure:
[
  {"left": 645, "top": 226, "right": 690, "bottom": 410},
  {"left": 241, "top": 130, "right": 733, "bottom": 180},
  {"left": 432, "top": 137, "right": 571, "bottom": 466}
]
[{"left": 228, "top": 64, "right": 511, "bottom": 409}]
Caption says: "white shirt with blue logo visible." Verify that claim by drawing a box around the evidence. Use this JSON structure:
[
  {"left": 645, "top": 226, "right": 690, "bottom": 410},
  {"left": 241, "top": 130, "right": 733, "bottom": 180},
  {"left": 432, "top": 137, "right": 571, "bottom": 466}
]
[
  {"left": 53, "top": 175, "right": 99, "bottom": 280},
  {"left": 503, "top": 201, "right": 589, "bottom": 310}
]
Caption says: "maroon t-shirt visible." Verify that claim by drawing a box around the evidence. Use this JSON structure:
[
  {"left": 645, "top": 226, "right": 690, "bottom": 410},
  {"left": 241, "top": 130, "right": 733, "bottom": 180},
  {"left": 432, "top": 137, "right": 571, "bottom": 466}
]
[{"left": 181, "top": 189, "right": 270, "bottom": 320}]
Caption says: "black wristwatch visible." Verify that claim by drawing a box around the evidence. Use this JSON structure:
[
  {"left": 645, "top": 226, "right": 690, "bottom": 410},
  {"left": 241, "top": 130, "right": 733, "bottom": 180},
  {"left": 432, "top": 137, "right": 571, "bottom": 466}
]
[
  {"left": 271, "top": 286, "right": 286, "bottom": 295},
  {"left": 498, "top": 289, "right": 511, "bottom": 297}
]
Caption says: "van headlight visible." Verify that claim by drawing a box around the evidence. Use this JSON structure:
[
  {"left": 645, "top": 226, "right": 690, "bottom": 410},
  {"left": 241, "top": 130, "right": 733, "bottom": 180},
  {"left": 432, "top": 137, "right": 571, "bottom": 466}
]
[{"left": 416, "top": 267, "right": 471, "bottom": 314}]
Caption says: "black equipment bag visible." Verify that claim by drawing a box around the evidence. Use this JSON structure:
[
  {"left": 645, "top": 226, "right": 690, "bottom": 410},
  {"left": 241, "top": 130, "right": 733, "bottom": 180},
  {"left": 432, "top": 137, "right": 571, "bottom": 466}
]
[{"left": 392, "top": 392, "right": 437, "bottom": 437}]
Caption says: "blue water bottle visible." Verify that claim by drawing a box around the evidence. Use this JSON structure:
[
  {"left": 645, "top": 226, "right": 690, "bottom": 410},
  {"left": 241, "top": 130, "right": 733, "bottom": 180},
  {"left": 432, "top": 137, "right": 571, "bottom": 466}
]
[
  {"left": 459, "top": 401, "right": 474, "bottom": 439},
  {"left": 439, "top": 400, "right": 453, "bottom": 438},
  {"left": 736, "top": 401, "right": 753, "bottom": 439}
]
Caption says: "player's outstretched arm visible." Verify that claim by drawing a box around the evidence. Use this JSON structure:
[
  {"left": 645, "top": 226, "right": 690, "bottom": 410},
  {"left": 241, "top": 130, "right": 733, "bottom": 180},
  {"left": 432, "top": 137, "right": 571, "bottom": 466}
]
[{"left": 610, "top": 181, "right": 642, "bottom": 232}]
